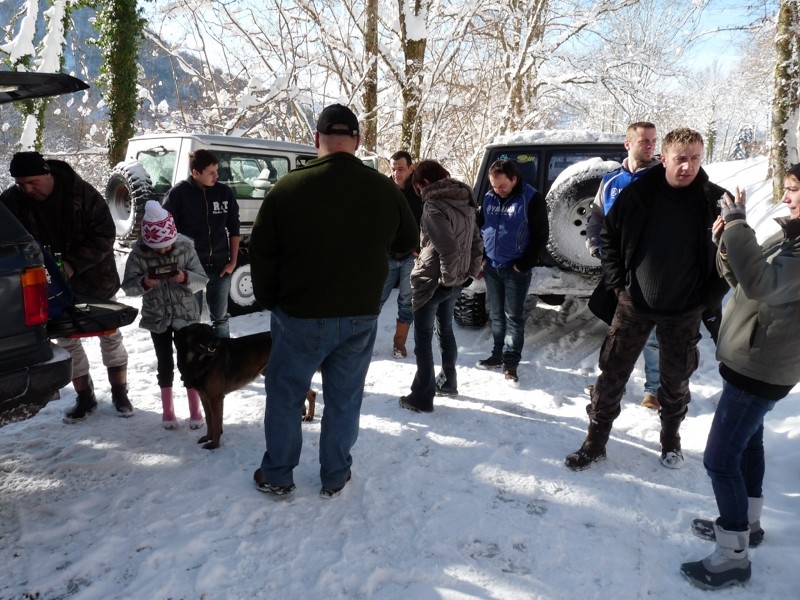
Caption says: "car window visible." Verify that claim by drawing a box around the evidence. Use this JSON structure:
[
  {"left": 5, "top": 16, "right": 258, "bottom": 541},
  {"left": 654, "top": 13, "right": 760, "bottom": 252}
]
[
  {"left": 491, "top": 150, "right": 539, "bottom": 189},
  {"left": 477, "top": 150, "right": 539, "bottom": 201},
  {"left": 544, "top": 148, "right": 629, "bottom": 194},
  {"left": 136, "top": 148, "right": 177, "bottom": 195},
  {"left": 215, "top": 152, "right": 292, "bottom": 199},
  {"left": 545, "top": 151, "right": 605, "bottom": 193}
]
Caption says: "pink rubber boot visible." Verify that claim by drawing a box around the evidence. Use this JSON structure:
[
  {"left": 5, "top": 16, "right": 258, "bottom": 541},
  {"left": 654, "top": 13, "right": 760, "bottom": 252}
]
[
  {"left": 161, "top": 387, "right": 178, "bottom": 430},
  {"left": 187, "top": 388, "right": 204, "bottom": 430}
]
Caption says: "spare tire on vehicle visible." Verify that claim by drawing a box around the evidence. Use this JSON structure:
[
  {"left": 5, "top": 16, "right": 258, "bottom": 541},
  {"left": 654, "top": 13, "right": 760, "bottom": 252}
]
[
  {"left": 454, "top": 288, "right": 488, "bottom": 328},
  {"left": 106, "top": 160, "right": 158, "bottom": 242},
  {"left": 545, "top": 158, "right": 620, "bottom": 274},
  {"left": 228, "top": 247, "right": 263, "bottom": 316}
]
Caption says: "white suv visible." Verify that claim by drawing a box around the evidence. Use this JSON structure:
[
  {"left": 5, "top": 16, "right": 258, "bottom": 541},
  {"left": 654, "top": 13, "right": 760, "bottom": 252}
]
[{"left": 105, "top": 133, "right": 317, "bottom": 314}]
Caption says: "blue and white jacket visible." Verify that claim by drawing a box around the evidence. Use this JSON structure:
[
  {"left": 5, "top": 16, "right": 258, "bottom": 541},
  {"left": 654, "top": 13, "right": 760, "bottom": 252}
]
[
  {"left": 480, "top": 183, "right": 547, "bottom": 271},
  {"left": 586, "top": 157, "right": 660, "bottom": 258}
]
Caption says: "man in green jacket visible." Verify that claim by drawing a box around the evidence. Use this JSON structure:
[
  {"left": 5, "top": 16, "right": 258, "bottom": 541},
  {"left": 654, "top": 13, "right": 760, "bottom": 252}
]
[{"left": 250, "top": 104, "right": 418, "bottom": 499}]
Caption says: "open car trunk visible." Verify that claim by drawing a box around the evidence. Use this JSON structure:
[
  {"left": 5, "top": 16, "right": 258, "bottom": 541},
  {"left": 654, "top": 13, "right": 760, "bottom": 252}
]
[{"left": 46, "top": 294, "right": 138, "bottom": 339}]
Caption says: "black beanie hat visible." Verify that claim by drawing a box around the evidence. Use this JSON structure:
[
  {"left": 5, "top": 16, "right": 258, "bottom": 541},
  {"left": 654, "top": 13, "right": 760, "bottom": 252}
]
[{"left": 10, "top": 152, "right": 50, "bottom": 178}]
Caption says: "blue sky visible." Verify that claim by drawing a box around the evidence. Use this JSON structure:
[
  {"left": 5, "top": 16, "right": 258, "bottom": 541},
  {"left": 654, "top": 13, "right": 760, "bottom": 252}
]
[{"left": 691, "top": 0, "right": 776, "bottom": 71}]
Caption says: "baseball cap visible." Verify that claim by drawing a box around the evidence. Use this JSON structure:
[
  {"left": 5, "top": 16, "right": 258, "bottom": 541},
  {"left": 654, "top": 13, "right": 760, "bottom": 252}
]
[{"left": 316, "top": 103, "right": 359, "bottom": 137}]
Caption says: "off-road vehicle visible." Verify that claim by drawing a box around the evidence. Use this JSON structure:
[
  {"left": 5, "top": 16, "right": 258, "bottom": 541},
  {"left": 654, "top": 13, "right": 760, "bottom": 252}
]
[
  {"left": 456, "top": 131, "right": 627, "bottom": 327},
  {"left": 1, "top": 72, "right": 137, "bottom": 426},
  {"left": 105, "top": 133, "right": 318, "bottom": 314}
]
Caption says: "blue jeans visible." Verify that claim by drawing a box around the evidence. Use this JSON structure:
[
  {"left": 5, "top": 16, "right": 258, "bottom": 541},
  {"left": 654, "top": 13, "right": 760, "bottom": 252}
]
[
  {"left": 484, "top": 263, "right": 532, "bottom": 369},
  {"left": 703, "top": 381, "right": 776, "bottom": 532},
  {"left": 643, "top": 329, "right": 660, "bottom": 394},
  {"left": 379, "top": 254, "right": 414, "bottom": 324},
  {"left": 260, "top": 307, "right": 378, "bottom": 489},
  {"left": 195, "top": 267, "right": 231, "bottom": 338},
  {"left": 405, "top": 285, "right": 460, "bottom": 410}
]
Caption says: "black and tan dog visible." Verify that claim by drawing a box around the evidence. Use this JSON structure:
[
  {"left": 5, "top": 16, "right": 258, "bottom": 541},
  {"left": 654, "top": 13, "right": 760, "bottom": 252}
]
[{"left": 175, "top": 323, "right": 316, "bottom": 450}]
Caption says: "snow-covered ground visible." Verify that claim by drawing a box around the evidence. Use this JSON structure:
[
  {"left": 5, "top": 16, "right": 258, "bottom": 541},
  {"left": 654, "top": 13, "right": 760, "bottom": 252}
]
[{"left": 1, "top": 156, "right": 798, "bottom": 599}]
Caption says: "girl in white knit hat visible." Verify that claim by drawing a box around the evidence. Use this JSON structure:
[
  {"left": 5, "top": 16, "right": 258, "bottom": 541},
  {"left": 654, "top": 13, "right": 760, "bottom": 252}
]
[{"left": 121, "top": 200, "right": 209, "bottom": 429}]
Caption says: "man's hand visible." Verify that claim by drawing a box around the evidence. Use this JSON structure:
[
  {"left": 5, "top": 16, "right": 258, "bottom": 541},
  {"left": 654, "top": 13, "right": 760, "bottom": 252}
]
[
  {"left": 720, "top": 187, "right": 746, "bottom": 223},
  {"left": 220, "top": 259, "right": 236, "bottom": 276}
]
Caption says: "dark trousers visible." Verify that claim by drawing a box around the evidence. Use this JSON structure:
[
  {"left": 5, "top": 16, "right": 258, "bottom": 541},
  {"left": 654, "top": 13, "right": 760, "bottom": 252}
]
[
  {"left": 405, "top": 285, "right": 460, "bottom": 410},
  {"left": 588, "top": 291, "right": 703, "bottom": 428},
  {"left": 151, "top": 327, "right": 179, "bottom": 388},
  {"left": 484, "top": 263, "right": 532, "bottom": 369},
  {"left": 703, "top": 381, "right": 775, "bottom": 531}
]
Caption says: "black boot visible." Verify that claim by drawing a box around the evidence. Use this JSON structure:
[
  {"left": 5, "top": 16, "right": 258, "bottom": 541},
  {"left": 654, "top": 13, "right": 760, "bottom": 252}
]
[
  {"left": 63, "top": 375, "right": 97, "bottom": 423},
  {"left": 565, "top": 421, "right": 611, "bottom": 471},
  {"left": 660, "top": 416, "right": 684, "bottom": 469},
  {"left": 108, "top": 365, "right": 134, "bottom": 417}
]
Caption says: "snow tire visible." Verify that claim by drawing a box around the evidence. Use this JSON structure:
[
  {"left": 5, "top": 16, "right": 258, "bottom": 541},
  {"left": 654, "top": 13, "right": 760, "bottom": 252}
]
[
  {"left": 228, "top": 248, "right": 262, "bottom": 316},
  {"left": 545, "top": 164, "right": 618, "bottom": 274},
  {"left": 105, "top": 160, "right": 158, "bottom": 242},
  {"left": 454, "top": 289, "right": 488, "bottom": 328}
]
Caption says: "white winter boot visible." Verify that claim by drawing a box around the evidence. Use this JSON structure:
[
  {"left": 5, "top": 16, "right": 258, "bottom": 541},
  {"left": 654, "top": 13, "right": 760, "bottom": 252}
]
[
  {"left": 187, "top": 388, "right": 205, "bottom": 430},
  {"left": 691, "top": 496, "right": 764, "bottom": 547},
  {"left": 161, "top": 387, "right": 178, "bottom": 430},
  {"left": 680, "top": 522, "right": 751, "bottom": 589},
  {"left": 747, "top": 496, "right": 765, "bottom": 547}
]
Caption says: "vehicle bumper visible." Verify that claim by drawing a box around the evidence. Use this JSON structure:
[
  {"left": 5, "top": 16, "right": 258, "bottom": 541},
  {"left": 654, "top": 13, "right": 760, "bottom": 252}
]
[{"left": 0, "top": 344, "right": 72, "bottom": 426}]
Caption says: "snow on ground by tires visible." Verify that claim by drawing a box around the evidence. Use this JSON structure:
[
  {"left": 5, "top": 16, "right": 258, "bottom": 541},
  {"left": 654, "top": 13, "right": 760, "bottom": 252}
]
[{"left": 0, "top": 156, "right": 798, "bottom": 600}]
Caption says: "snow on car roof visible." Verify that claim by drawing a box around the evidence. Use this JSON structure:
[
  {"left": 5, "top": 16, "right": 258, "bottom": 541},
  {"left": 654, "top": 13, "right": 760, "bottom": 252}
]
[{"left": 488, "top": 129, "right": 623, "bottom": 146}]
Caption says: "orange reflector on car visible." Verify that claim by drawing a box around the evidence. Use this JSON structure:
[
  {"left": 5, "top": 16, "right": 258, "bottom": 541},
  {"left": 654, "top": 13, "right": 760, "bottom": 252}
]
[
  {"left": 68, "top": 329, "right": 118, "bottom": 338},
  {"left": 21, "top": 266, "right": 49, "bottom": 326}
]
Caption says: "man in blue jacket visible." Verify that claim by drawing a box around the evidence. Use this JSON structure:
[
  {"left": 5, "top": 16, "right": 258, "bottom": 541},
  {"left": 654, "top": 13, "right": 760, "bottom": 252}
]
[
  {"left": 587, "top": 122, "right": 662, "bottom": 410},
  {"left": 163, "top": 149, "right": 240, "bottom": 338},
  {"left": 476, "top": 159, "right": 548, "bottom": 384}
]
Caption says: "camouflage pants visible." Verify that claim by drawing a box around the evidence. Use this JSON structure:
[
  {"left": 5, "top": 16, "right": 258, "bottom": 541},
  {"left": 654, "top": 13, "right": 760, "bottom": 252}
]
[{"left": 588, "top": 290, "right": 703, "bottom": 428}]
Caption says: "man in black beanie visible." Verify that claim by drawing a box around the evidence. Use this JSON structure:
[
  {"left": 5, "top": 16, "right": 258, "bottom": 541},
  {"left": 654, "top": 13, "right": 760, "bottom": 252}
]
[{"left": 1, "top": 151, "right": 133, "bottom": 422}]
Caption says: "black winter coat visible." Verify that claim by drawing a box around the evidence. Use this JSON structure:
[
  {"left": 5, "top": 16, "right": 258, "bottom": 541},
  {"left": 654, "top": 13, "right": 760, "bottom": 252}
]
[
  {"left": 0, "top": 160, "right": 120, "bottom": 299},
  {"left": 599, "top": 164, "right": 729, "bottom": 313}
]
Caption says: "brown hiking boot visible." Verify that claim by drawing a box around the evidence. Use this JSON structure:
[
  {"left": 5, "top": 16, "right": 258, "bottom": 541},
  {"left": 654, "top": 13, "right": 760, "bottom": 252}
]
[
  {"left": 641, "top": 393, "right": 660, "bottom": 410},
  {"left": 393, "top": 320, "right": 411, "bottom": 358}
]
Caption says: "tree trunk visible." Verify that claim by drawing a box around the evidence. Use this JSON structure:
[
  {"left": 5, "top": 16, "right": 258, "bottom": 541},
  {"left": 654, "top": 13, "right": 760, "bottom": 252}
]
[
  {"left": 93, "top": 0, "right": 145, "bottom": 166},
  {"left": 361, "top": 0, "right": 379, "bottom": 153},
  {"left": 399, "top": 1, "right": 427, "bottom": 158},
  {"left": 771, "top": 0, "right": 800, "bottom": 202}
]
